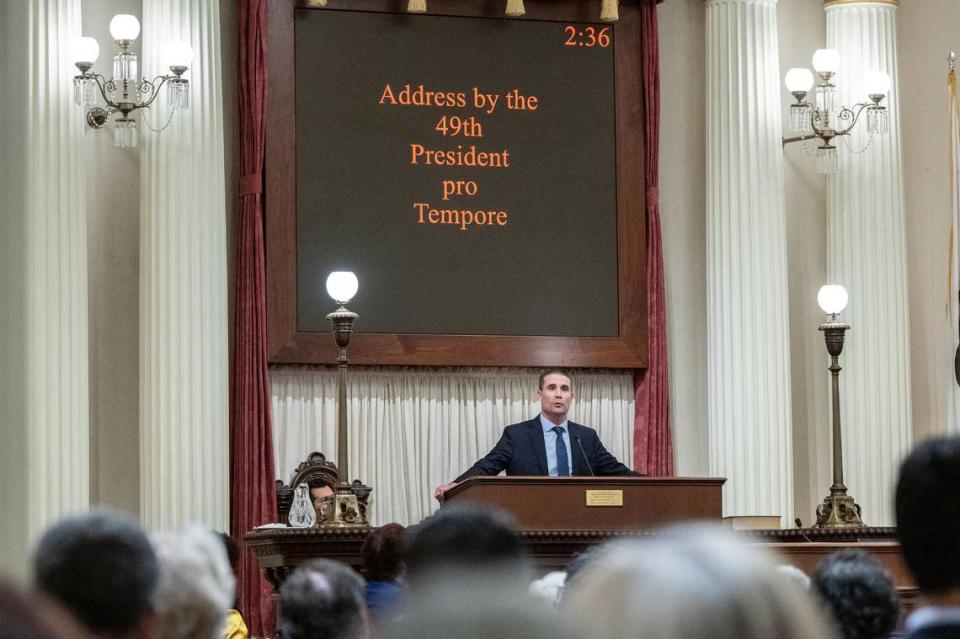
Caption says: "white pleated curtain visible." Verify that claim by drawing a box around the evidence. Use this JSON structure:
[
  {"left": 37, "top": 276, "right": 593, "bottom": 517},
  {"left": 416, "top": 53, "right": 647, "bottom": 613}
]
[{"left": 271, "top": 367, "right": 635, "bottom": 525}]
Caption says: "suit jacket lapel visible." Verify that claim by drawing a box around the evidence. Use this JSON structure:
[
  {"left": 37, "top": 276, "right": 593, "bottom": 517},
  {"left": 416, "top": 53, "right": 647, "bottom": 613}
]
[{"left": 527, "top": 417, "right": 548, "bottom": 475}]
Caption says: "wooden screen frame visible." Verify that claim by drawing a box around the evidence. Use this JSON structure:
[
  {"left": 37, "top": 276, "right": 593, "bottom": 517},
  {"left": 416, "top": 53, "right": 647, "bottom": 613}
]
[{"left": 266, "top": 0, "right": 647, "bottom": 367}]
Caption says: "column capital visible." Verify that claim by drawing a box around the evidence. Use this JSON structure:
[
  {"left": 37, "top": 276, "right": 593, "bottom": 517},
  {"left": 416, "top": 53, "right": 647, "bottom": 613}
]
[{"left": 823, "top": 0, "right": 897, "bottom": 8}]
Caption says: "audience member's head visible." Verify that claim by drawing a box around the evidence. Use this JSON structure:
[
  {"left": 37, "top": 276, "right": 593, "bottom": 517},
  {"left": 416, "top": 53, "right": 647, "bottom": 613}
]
[
  {"left": 0, "top": 580, "right": 89, "bottom": 639},
  {"left": 385, "top": 582, "right": 575, "bottom": 639},
  {"left": 279, "top": 559, "right": 369, "bottom": 639},
  {"left": 564, "top": 525, "right": 838, "bottom": 639},
  {"left": 895, "top": 435, "right": 960, "bottom": 599},
  {"left": 32, "top": 510, "right": 159, "bottom": 639},
  {"left": 775, "top": 564, "right": 812, "bottom": 590},
  {"left": 562, "top": 544, "right": 611, "bottom": 601},
  {"left": 811, "top": 549, "right": 899, "bottom": 639},
  {"left": 529, "top": 571, "right": 566, "bottom": 608},
  {"left": 216, "top": 532, "right": 242, "bottom": 610},
  {"left": 362, "top": 523, "right": 406, "bottom": 582},
  {"left": 151, "top": 526, "right": 235, "bottom": 639},
  {"left": 217, "top": 532, "right": 241, "bottom": 575},
  {"left": 405, "top": 504, "right": 527, "bottom": 590}
]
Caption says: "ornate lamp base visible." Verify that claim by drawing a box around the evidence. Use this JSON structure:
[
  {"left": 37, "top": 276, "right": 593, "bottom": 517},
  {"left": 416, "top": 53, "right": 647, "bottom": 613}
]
[
  {"left": 815, "top": 489, "right": 863, "bottom": 529},
  {"left": 316, "top": 480, "right": 372, "bottom": 528}
]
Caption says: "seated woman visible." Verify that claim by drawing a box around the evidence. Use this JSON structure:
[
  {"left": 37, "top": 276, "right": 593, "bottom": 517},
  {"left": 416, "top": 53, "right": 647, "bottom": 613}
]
[
  {"left": 218, "top": 532, "right": 249, "bottom": 639},
  {"left": 361, "top": 523, "right": 407, "bottom": 623}
]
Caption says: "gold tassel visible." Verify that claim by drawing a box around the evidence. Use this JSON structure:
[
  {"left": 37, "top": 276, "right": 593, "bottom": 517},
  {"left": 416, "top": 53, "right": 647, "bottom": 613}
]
[
  {"left": 407, "top": 0, "right": 426, "bottom": 13},
  {"left": 505, "top": 0, "right": 525, "bottom": 17},
  {"left": 307, "top": 0, "right": 327, "bottom": 6},
  {"left": 600, "top": 0, "right": 618, "bottom": 22}
]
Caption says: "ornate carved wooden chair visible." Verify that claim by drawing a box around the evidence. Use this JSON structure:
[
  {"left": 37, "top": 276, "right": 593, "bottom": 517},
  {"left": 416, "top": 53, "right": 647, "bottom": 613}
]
[
  {"left": 276, "top": 451, "right": 340, "bottom": 523},
  {"left": 277, "top": 451, "right": 373, "bottom": 524}
]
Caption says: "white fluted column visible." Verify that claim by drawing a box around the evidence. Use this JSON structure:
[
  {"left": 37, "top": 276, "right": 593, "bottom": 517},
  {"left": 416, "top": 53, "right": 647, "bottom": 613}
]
[
  {"left": 139, "top": 0, "right": 228, "bottom": 531},
  {"left": 27, "top": 0, "right": 91, "bottom": 532},
  {"left": 950, "top": 63, "right": 960, "bottom": 434},
  {"left": 825, "top": 0, "right": 910, "bottom": 526},
  {"left": 706, "top": 0, "right": 794, "bottom": 526},
  {"left": 0, "top": 0, "right": 89, "bottom": 575}
]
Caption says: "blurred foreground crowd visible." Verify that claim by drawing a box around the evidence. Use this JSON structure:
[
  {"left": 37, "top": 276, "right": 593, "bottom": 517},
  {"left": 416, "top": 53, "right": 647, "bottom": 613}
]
[{"left": 3, "top": 435, "right": 960, "bottom": 639}]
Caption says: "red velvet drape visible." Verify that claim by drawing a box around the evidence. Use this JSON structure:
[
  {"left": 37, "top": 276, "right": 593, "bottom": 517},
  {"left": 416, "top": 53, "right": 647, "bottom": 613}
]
[
  {"left": 231, "top": 0, "right": 277, "bottom": 636},
  {"left": 633, "top": 0, "right": 674, "bottom": 477}
]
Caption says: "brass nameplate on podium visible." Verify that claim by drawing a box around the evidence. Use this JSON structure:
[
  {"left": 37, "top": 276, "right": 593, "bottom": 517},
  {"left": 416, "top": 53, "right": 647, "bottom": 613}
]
[{"left": 585, "top": 489, "right": 623, "bottom": 507}]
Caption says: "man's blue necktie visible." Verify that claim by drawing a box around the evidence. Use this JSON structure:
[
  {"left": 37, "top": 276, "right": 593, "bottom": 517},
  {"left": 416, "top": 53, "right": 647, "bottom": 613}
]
[{"left": 552, "top": 426, "right": 570, "bottom": 476}]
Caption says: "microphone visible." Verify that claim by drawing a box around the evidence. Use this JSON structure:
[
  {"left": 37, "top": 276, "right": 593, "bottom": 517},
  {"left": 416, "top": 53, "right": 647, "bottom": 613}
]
[
  {"left": 794, "top": 518, "right": 813, "bottom": 543},
  {"left": 575, "top": 436, "right": 596, "bottom": 476}
]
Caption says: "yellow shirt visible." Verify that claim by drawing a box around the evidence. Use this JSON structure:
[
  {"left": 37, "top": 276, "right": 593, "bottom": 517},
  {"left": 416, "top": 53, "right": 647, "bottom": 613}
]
[{"left": 224, "top": 609, "right": 249, "bottom": 639}]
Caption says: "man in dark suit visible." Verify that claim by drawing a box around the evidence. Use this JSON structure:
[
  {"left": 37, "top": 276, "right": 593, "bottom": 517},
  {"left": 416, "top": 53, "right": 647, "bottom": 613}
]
[
  {"left": 896, "top": 435, "right": 960, "bottom": 639},
  {"left": 434, "top": 370, "right": 639, "bottom": 501}
]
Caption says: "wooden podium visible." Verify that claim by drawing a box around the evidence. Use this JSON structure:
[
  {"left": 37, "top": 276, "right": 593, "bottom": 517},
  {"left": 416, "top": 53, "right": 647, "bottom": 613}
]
[{"left": 443, "top": 476, "right": 725, "bottom": 530}]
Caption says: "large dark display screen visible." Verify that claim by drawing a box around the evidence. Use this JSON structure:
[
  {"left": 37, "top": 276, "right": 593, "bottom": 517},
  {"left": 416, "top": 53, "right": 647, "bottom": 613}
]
[{"left": 294, "top": 9, "right": 619, "bottom": 336}]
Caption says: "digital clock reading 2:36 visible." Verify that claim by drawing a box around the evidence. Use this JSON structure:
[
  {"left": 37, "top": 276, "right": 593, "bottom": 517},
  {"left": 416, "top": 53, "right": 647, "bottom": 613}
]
[{"left": 563, "top": 25, "right": 612, "bottom": 48}]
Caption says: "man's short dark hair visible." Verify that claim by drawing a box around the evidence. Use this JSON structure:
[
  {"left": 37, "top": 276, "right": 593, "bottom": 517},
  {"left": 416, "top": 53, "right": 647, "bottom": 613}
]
[
  {"left": 308, "top": 477, "right": 335, "bottom": 491},
  {"left": 895, "top": 435, "right": 960, "bottom": 594},
  {"left": 538, "top": 369, "right": 572, "bottom": 390},
  {"left": 811, "top": 549, "right": 899, "bottom": 639},
  {"left": 362, "top": 523, "right": 406, "bottom": 581},
  {"left": 279, "top": 559, "right": 367, "bottom": 639},
  {"left": 32, "top": 511, "right": 159, "bottom": 637},
  {"left": 405, "top": 504, "right": 524, "bottom": 584}
]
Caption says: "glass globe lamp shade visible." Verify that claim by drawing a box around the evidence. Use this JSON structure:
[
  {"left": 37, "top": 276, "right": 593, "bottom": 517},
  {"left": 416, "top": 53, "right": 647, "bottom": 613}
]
[
  {"left": 817, "top": 285, "right": 848, "bottom": 315},
  {"left": 109, "top": 14, "right": 141, "bottom": 42},
  {"left": 864, "top": 70, "right": 891, "bottom": 96},
  {"left": 326, "top": 271, "right": 359, "bottom": 305},
  {"left": 812, "top": 48, "right": 840, "bottom": 74},
  {"left": 163, "top": 40, "right": 194, "bottom": 70},
  {"left": 72, "top": 37, "right": 100, "bottom": 65},
  {"left": 785, "top": 68, "right": 814, "bottom": 93}
]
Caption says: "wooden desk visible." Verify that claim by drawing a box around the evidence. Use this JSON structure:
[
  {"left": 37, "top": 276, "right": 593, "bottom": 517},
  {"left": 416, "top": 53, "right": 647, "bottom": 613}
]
[
  {"left": 246, "top": 477, "right": 915, "bottom": 609},
  {"left": 245, "top": 526, "right": 913, "bottom": 598}
]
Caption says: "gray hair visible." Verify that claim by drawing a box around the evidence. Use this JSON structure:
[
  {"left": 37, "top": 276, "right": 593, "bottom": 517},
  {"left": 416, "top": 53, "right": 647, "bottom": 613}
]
[
  {"left": 775, "top": 564, "right": 812, "bottom": 590},
  {"left": 279, "top": 559, "right": 368, "bottom": 639},
  {"left": 152, "top": 526, "right": 235, "bottom": 639},
  {"left": 564, "top": 525, "right": 838, "bottom": 639},
  {"left": 386, "top": 575, "right": 573, "bottom": 639}
]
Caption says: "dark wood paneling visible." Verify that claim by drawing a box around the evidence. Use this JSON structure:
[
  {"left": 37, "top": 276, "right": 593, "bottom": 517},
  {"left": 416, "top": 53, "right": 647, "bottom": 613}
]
[{"left": 265, "top": 0, "right": 647, "bottom": 367}]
